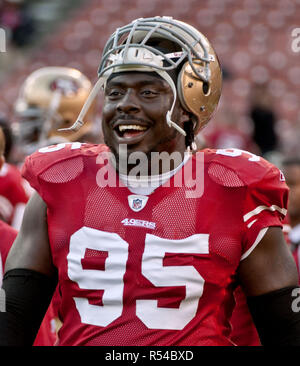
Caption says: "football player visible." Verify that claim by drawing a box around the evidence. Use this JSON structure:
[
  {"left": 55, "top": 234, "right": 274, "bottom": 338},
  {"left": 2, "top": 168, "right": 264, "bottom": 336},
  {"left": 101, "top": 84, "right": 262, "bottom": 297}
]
[
  {"left": 0, "top": 218, "right": 16, "bottom": 289},
  {"left": 0, "top": 127, "right": 18, "bottom": 286},
  {"left": 12, "top": 66, "right": 97, "bottom": 161},
  {"left": 0, "top": 119, "right": 29, "bottom": 229},
  {"left": 0, "top": 17, "right": 299, "bottom": 346}
]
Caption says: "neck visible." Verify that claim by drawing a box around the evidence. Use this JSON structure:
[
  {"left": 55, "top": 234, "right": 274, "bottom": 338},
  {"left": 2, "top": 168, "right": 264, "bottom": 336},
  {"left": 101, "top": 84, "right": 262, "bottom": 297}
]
[
  {"left": 118, "top": 152, "right": 191, "bottom": 195},
  {"left": 113, "top": 146, "right": 189, "bottom": 177}
]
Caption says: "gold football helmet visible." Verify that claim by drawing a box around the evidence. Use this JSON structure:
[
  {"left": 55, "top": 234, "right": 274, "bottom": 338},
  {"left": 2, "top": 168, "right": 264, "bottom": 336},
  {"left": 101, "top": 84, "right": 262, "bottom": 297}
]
[
  {"left": 66, "top": 16, "right": 222, "bottom": 138},
  {"left": 14, "top": 66, "right": 95, "bottom": 155}
]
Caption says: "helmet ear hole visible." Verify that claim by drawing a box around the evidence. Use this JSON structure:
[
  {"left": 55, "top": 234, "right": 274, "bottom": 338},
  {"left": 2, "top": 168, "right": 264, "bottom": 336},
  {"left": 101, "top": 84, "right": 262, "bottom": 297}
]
[
  {"left": 62, "top": 119, "right": 71, "bottom": 127},
  {"left": 202, "top": 82, "right": 210, "bottom": 95}
]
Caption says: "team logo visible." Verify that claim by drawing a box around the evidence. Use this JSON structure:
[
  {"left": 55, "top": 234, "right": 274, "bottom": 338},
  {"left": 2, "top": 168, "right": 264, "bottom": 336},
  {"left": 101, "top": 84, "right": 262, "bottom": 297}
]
[
  {"left": 121, "top": 218, "right": 156, "bottom": 229},
  {"left": 128, "top": 195, "right": 149, "bottom": 212},
  {"left": 50, "top": 78, "right": 79, "bottom": 96},
  {"left": 133, "top": 198, "right": 142, "bottom": 210}
]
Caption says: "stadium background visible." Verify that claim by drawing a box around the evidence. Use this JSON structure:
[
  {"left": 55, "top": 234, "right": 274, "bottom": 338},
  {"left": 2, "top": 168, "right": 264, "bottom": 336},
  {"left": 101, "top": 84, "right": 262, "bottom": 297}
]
[{"left": 0, "top": 0, "right": 299, "bottom": 163}]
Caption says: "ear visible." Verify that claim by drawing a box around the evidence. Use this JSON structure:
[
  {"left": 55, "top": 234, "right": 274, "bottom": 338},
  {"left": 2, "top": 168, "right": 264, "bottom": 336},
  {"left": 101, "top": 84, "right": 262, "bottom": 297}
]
[{"left": 0, "top": 156, "right": 5, "bottom": 170}]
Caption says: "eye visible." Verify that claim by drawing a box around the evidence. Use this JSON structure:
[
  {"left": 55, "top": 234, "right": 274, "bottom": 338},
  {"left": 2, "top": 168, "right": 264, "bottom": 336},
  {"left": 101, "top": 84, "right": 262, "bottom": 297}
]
[
  {"left": 140, "top": 89, "right": 159, "bottom": 98},
  {"left": 106, "top": 88, "right": 124, "bottom": 99}
]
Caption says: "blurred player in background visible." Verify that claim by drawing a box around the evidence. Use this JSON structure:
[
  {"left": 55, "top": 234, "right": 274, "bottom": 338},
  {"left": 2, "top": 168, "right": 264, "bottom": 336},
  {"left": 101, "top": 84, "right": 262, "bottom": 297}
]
[
  {"left": 12, "top": 66, "right": 98, "bottom": 163},
  {"left": 0, "top": 217, "right": 16, "bottom": 288},
  {"left": 0, "top": 16, "right": 299, "bottom": 346},
  {"left": 2, "top": 66, "right": 98, "bottom": 227},
  {"left": 0, "top": 118, "right": 29, "bottom": 229},
  {"left": 1, "top": 66, "right": 98, "bottom": 229},
  {"left": 0, "top": 118, "right": 14, "bottom": 164},
  {"left": 10, "top": 66, "right": 98, "bottom": 345},
  {"left": 0, "top": 126, "right": 56, "bottom": 345},
  {"left": 0, "top": 127, "right": 18, "bottom": 286}
]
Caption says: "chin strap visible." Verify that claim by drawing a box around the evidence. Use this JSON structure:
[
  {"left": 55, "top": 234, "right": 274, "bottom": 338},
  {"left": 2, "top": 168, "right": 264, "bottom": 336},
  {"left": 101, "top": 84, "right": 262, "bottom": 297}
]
[
  {"left": 166, "top": 111, "right": 186, "bottom": 136},
  {"left": 154, "top": 69, "right": 186, "bottom": 137}
]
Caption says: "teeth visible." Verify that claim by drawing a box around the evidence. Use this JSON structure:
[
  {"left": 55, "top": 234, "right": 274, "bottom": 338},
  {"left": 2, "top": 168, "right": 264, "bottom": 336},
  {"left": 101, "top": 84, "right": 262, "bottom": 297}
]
[{"left": 118, "top": 124, "right": 147, "bottom": 132}]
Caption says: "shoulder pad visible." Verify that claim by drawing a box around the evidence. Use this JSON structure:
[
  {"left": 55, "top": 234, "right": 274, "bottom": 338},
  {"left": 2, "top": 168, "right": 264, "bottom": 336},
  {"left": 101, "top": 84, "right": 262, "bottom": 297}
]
[
  {"left": 204, "top": 148, "right": 283, "bottom": 187},
  {"left": 22, "top": 142, "right": 107, "bottom": 185}
]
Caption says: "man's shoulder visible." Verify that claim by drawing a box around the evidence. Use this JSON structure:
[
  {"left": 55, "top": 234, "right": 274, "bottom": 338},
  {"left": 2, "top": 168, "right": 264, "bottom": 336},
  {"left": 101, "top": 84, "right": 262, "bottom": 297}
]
[
  {"left": 27, "top": 142, "right": 107, "bottom": 162},
  {"left": 202, "top": 148, "right": 284, "bottom": 188},
  {"left": 24, "top": 143, "right": 107, "bottom": 172},
  {"left": 22, "top": 142, "right": 109, "bottom": 185}
]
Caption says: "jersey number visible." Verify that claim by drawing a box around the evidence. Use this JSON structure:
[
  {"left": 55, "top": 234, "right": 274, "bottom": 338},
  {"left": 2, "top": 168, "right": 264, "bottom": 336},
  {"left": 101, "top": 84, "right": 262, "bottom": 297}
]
[
  {"left": 67, "top": 227, "right": 209, "bottom": 330},
  {"left": 216, "top": 148, "right": 260, "bottom": 162}
]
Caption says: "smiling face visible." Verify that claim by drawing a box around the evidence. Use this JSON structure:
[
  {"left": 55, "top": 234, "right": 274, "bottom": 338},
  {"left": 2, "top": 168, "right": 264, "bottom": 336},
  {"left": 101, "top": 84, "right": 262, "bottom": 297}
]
[{"left": 101, "top": 72, "right": 187, "bottom": 173}]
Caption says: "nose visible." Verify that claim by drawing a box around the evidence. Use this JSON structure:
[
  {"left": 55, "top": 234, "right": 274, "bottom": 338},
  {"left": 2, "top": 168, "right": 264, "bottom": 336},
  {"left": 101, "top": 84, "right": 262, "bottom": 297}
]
[{"left": 117, "top": 90, "right": 140, "bottom": 114}]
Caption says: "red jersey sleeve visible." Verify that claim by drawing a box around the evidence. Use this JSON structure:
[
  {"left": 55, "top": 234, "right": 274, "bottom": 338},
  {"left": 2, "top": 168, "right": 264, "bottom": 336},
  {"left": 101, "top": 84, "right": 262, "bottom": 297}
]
[
  {"left": 241, "top": 161, "right": 288, "bottom": 259},
  {"left": 21, "top": 154, "right": 41, "bottom": 195},
  {"left": 208, "top": 148, "right": 289, "bottom": 260}
]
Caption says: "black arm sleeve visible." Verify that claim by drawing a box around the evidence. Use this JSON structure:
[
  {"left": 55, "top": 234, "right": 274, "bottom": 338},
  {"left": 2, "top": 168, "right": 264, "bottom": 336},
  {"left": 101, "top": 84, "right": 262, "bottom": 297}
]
[
  {"left": 247, "top": 286, "right": 300, "bottom": 346},
  {"left": 0, "top": 268, "right": 57, "bottom": 346}
]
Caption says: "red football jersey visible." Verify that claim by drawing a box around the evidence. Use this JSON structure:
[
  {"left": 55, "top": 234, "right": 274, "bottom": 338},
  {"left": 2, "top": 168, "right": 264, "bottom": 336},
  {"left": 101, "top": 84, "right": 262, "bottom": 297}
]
[
  {"left": 22, "top": 143, "right": 288, "bottom": 346},
  {"left": 0, "top": 163, "right": 29, "bottom": 228},
  {"left": 0, "top": 219, "right": 17, "bottom": 285}
]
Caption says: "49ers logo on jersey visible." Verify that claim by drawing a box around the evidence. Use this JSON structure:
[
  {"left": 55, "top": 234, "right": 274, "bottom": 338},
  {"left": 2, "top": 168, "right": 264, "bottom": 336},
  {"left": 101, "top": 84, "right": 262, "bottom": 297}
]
[{"left": 121, "top": 218, "right": 156, "bottom": 230}]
